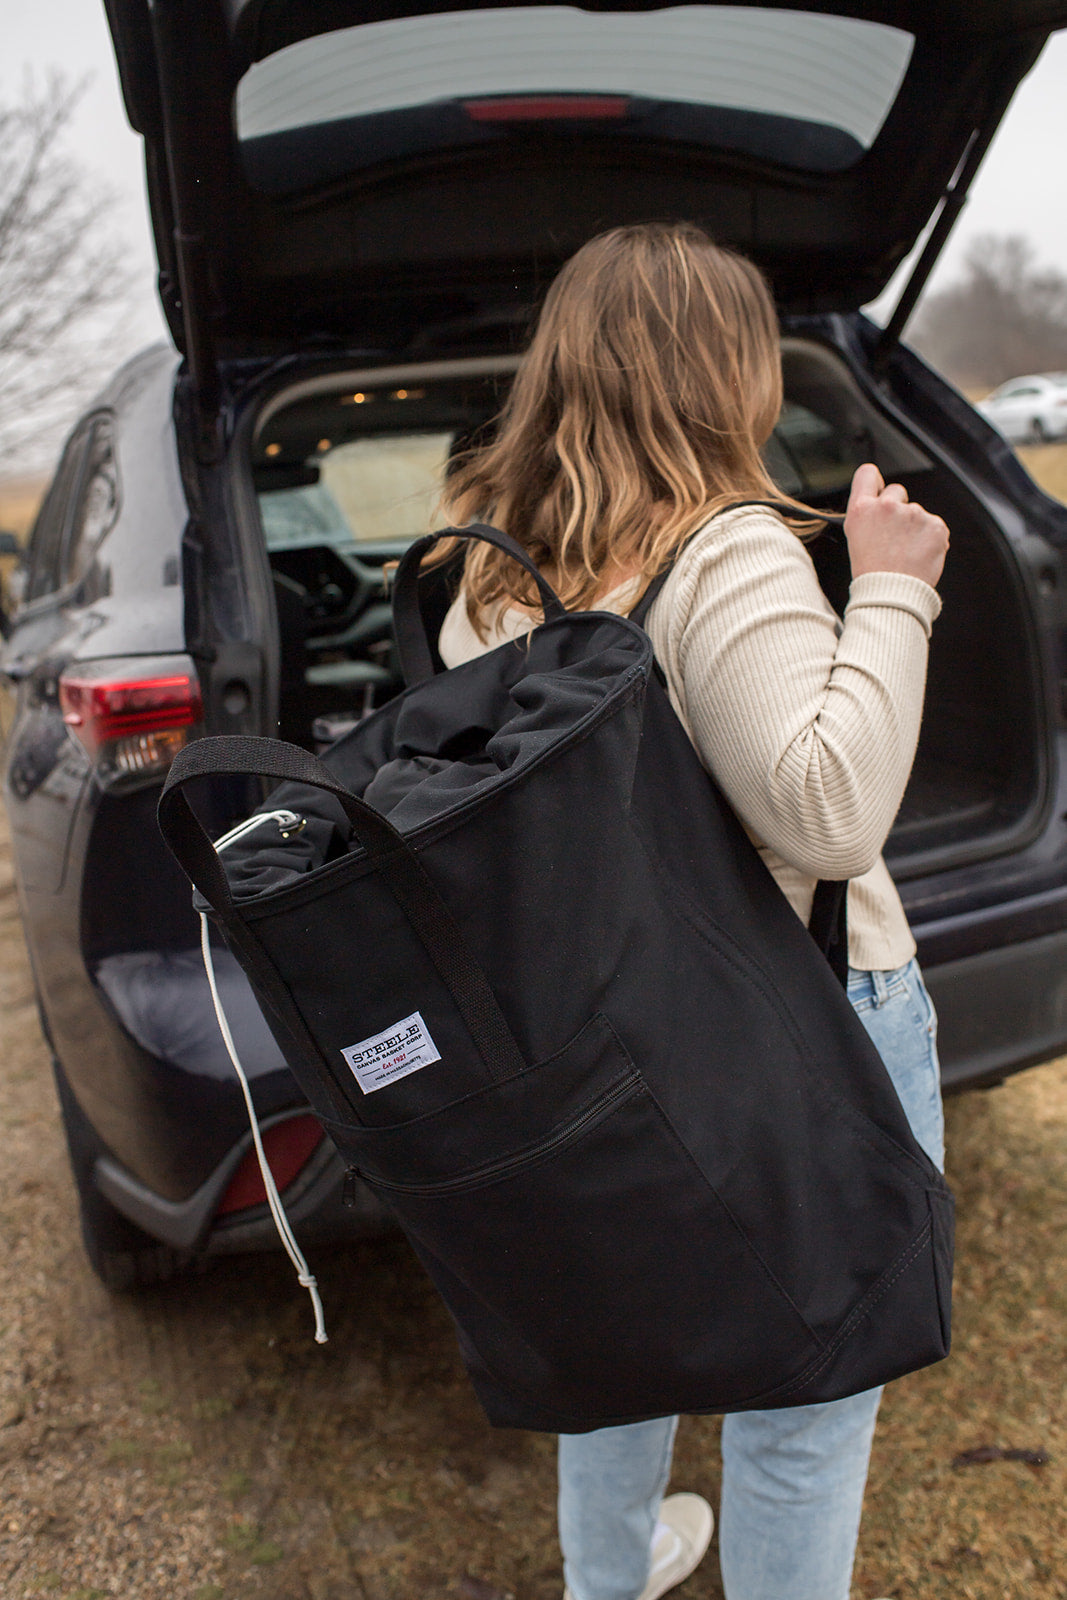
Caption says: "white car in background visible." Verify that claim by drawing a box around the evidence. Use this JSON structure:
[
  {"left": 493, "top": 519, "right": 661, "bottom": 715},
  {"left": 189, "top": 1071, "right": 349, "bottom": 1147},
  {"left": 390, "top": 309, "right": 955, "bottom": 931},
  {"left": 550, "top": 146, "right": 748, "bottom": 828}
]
[{"left": 976, "top": 373, "right": 1067, "bottom": 443}]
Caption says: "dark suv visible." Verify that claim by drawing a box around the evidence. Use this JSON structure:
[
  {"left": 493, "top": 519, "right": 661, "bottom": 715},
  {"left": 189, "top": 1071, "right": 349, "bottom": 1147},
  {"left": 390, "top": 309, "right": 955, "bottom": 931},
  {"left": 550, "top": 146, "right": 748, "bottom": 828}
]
[{"left": 5, "top": 0, "right": 1067, "bottom": 1289}]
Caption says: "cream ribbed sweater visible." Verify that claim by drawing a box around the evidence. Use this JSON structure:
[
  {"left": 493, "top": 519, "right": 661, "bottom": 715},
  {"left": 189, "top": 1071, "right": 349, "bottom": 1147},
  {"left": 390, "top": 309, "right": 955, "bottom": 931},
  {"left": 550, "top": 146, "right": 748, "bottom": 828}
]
[{"left": 438, "top": 505, "right": 942, "bottom": 971}]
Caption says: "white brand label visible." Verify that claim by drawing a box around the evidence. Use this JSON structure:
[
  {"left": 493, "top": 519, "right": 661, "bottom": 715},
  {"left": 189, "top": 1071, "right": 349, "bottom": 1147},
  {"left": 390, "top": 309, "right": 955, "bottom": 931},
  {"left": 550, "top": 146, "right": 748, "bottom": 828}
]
[{"left": 340, "top": 1011, "right": 442, "bottom": 1095}]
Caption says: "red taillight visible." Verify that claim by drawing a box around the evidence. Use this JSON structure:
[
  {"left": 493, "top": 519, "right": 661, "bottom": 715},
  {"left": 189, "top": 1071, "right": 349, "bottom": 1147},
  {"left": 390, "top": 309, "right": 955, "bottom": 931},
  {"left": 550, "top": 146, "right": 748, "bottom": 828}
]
[
  {"left": 216, "top": 1115, "right": 324, "bottom": 1217},
  {"left": 58, "top": 667, "right": 202, "bottom": 779},
  {"left": 462, "top": 95, "right": 630, "bottom": 123},
  {"left": 59, "top": 672, "right": 202, "bottom": 752}
]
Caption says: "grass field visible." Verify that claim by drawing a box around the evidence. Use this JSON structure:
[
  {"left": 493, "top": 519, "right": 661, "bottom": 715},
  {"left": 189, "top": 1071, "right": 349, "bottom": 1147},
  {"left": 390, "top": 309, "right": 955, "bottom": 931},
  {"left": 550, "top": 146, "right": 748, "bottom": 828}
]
[
  {"left": 0, "top": 476, "right": 46, "bottom": 540},
  {"left": 853, "top": 1060, "right": 1067, "bottom": 1597},
  {"left": 1017, "top": 442, "right": 1067, "bottom": 503}
]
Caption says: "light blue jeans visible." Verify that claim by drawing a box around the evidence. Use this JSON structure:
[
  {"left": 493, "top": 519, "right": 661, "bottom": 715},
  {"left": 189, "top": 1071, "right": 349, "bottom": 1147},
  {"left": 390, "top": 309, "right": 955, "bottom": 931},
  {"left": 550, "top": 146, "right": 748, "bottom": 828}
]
[{"left": 559, "top": 959, "right": 945, "bottom": 1600}]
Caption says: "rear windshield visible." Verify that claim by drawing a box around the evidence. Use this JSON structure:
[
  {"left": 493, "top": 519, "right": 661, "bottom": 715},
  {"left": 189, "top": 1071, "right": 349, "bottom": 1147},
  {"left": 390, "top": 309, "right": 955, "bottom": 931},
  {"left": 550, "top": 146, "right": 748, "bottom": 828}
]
[{"left": 237, "top": 6, "right": 913, "bottom": 193}]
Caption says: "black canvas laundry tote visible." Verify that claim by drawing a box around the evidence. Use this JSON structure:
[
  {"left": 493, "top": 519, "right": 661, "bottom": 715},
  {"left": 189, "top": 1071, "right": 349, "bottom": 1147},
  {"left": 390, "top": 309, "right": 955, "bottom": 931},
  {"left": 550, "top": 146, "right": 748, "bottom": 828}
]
[{"left": 158, "top": 523, "right": 953, "bottom": 1433}]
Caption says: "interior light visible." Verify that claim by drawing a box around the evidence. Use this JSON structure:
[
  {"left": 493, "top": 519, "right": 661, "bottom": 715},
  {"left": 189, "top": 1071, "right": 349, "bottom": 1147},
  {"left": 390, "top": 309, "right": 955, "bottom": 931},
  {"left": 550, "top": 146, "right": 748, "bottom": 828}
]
[
  {"left": 265, "top": 442, "right": 282, "bottom": 457},
  {"left": 393, "top": 389, "right": 408, "bottom": 400},
  {"left": 317, "top": 438, "right": 331, "bottom": 452}
]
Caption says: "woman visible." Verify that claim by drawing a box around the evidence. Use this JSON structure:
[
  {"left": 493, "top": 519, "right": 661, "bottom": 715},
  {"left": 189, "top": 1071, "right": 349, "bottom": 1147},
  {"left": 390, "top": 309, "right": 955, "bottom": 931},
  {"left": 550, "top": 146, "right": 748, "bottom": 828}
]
[{"left": 435, "top": 222, "right": 949, "bottom": 1600}]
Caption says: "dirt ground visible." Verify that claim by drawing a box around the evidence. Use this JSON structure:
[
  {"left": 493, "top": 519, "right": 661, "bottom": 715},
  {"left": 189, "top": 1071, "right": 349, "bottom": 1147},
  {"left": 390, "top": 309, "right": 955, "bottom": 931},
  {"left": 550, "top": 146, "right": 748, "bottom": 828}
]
[
  {"left": 2, "top": 445, "right": 1067, "bottom": 1600},
  {"left": 1, "top": 816, "right": 1067, "bottom": 1600}
]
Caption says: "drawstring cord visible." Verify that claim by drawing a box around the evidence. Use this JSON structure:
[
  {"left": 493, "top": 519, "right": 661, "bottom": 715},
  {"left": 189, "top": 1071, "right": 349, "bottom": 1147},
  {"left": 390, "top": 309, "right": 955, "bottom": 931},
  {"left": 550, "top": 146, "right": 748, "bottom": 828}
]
[{"left": 201, "top": 809, "right": 327, "bottom": 1344}]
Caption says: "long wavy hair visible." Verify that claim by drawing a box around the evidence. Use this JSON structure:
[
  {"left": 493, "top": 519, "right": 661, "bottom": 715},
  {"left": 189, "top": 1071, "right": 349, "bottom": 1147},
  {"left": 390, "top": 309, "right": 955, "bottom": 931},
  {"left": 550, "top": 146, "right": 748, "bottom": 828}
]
[{"left": 439, "top": 221, "right": 816, "bottom": 634}]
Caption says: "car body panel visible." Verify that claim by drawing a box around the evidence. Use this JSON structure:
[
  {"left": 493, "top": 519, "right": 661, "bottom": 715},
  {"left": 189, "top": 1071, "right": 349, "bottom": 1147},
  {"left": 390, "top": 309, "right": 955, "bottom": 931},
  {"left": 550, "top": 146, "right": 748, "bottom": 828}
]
[{"left": 923, "top": 930, "right": 1067, "bottom": 1090}]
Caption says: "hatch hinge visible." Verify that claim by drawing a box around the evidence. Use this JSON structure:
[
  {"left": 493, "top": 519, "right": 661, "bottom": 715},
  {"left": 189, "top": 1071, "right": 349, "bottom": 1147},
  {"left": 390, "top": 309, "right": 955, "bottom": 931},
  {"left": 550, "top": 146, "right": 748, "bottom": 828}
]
[
  {"left": 874, "top": 36, "right": 1047, "bottom": 370},
  {"left": 148, "top": 0, "right": 227, "bottom": 461},
  {"left": 872, "top": 126, "right": 985, "bottom": 371}
]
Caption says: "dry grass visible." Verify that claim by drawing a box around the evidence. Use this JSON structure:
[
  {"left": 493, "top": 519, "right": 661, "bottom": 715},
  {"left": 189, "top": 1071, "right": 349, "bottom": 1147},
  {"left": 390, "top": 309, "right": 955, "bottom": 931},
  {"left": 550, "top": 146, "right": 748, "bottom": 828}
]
[
  {"left": 0, "top": 476, "right": 46, "bottom": 541},
  {"left": 850, "top": 1061, "right": 1067, "bottom": 1599},
  {"left": 1017, "top": 443, "right": 1067, "bottom": 504}
]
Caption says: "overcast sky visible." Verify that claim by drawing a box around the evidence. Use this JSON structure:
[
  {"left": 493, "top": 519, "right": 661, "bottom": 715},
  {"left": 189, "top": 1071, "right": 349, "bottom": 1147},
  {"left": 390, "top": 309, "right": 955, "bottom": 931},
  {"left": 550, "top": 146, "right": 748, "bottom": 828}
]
[{"left": 3, "top": 4, "right": 1067, "bottom": 353}]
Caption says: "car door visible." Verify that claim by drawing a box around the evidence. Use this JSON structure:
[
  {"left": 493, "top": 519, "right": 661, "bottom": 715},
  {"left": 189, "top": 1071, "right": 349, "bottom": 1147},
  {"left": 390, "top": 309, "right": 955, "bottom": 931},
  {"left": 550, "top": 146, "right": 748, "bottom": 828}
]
[{"left": 2, "top": 417, "right": 120, "bottom": 895}]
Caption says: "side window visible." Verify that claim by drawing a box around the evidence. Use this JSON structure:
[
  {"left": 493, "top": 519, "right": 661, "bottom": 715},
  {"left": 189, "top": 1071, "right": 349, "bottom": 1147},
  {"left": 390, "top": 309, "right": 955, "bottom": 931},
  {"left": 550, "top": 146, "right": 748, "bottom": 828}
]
[
  {"left": 22, "top": 416, "right": 118, "bottom": 604},
  {"left": 60, "top": 419, "right": 119, "bottom": 589},
  {"left": 770, "top": 401, "right": 864, "bottom": 495},
  {"left": 24, "top": 428, "right": 91, "bottom": 603}
]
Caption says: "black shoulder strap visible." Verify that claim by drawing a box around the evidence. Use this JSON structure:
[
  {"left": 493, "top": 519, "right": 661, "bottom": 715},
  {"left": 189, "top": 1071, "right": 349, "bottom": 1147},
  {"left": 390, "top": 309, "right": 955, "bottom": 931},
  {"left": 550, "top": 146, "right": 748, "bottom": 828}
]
[
  {"left": 630, "top": 499, "right": 842, "bottom": 627},
  {"left": 630, "top": 500, "right": 851, "bottom": 987},
  {"left": 808, "top": 878, "right": 850, "bottom": 989}
]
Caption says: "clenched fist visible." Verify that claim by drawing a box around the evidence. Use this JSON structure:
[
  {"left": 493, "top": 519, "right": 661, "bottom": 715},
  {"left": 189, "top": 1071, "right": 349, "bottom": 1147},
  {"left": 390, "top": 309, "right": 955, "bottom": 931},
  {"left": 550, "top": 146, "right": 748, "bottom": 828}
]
[{"left": 845, "top": 463, "right": 949, "bottom": 590}]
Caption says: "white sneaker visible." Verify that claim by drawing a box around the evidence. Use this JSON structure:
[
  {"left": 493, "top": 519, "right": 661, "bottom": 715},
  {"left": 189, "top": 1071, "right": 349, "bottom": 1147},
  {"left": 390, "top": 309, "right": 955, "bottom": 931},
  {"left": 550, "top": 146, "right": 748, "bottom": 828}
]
[{"left": 564, "top": 1492, "right": 714, "bottom": 1600}]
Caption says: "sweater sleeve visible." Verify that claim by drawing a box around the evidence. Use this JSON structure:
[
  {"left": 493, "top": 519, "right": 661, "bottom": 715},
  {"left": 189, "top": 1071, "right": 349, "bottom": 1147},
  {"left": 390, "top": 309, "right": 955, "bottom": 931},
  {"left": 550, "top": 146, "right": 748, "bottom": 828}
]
[{"left": 647, "top": 508, "right": 941, "bottom": 880}]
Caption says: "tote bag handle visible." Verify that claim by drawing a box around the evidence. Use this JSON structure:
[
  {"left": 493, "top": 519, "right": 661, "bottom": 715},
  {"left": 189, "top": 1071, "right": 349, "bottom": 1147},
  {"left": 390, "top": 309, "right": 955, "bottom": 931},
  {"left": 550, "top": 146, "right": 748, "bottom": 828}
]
[
  {"left": 158, "top": 736, "right": 527, "bottom": 1081},
  {"left": 392, "top": 522, "right": 566, "bottom": 687}
]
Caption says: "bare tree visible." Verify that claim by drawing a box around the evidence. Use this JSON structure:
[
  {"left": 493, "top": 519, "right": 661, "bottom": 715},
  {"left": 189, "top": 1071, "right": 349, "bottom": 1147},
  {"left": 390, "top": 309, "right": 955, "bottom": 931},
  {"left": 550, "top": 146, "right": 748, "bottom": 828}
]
[
  {"left": 0, "top": 73, "right": 135, "bottom": 469},
  {"left": 909, "top": 234, "right": 1067, "bottom": 391}
]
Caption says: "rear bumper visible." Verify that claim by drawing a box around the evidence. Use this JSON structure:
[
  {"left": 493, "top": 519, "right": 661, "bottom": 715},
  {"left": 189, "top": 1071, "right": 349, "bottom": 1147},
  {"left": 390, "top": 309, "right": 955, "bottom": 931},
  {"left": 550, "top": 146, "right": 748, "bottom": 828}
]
[
  {"left": 921, "top": 924, "right": 1067, "bottom": 1090},
  {"left": 95, "top": 1124, "right": 392, "bottom": 1252}
]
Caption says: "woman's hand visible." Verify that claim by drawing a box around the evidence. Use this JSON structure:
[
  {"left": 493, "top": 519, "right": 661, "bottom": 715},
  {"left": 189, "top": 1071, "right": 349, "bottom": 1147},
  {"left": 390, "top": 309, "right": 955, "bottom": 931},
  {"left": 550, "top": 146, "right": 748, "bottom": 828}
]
[{"left": 844, "top": 463, "right": 949, "bottom": 590}]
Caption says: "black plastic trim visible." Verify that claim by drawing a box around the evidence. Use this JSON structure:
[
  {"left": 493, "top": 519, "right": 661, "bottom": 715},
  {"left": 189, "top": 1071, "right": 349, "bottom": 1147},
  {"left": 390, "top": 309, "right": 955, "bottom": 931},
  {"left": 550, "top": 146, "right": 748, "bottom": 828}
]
[{"left": 924, "top": 927, "right": 1067, "bottom": 1091}]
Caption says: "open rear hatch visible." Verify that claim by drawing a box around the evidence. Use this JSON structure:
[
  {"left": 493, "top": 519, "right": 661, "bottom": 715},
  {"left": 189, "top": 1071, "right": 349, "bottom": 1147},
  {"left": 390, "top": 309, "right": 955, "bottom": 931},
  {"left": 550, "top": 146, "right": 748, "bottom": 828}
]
[
  {"left": 105, "top": 0, "right": 1066, "bottom": 883},
  {"left": 106, "top": 0, "right": 1067, "bottom": 378}
]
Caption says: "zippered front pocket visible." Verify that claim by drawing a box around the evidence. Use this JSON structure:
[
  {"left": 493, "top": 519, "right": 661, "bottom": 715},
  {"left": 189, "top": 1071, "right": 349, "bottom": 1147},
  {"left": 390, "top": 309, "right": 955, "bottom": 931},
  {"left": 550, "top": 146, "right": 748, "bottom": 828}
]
[
  {"left": 351, "top": 1072, "right": 641, "bottom": 1199},
  {"left": 322, "top": 1012, "right": 636, "bottom": 1190}
]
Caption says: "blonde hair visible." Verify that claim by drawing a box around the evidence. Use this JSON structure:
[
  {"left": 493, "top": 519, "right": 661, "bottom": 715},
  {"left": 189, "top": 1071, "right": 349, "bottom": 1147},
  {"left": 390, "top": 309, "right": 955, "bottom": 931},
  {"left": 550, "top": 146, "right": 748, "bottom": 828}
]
[{"left": 440, "top": 222, "right": 817, "bottom": 634}]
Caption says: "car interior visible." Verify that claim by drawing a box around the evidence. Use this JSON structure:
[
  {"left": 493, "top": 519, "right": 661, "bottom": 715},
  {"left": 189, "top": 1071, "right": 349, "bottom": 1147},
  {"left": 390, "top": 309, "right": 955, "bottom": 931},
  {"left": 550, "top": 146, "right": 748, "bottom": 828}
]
[{"left": 249, "top": 338, "right": 1042, "bottom": 881}]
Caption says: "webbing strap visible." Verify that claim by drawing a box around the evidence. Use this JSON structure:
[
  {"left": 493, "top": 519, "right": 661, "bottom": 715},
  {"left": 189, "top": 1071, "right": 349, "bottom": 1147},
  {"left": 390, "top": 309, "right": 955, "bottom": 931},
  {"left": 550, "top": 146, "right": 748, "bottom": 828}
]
[
  {"left": 159, "top": 736, "right": 527, "bottom": 1081},
  {"left": 392, "top": 522, "right": 566, "bottom": 687},
  {"left": 629, "top": 499, "right": 843, "bottom": 627},
  {"left": 808, "top": 878, "right": 850, "bottom": 989},
  {"left": 629, "top": 500, "right": 851, "bottom": 983}
]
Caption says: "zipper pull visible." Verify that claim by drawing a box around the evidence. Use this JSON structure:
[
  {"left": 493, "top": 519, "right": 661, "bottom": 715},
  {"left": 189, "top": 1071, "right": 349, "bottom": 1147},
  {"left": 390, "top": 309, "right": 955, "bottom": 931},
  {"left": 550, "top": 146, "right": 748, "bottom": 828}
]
[{"left": 342, "top": 1167, "right": 361, "bottom": 1208}]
